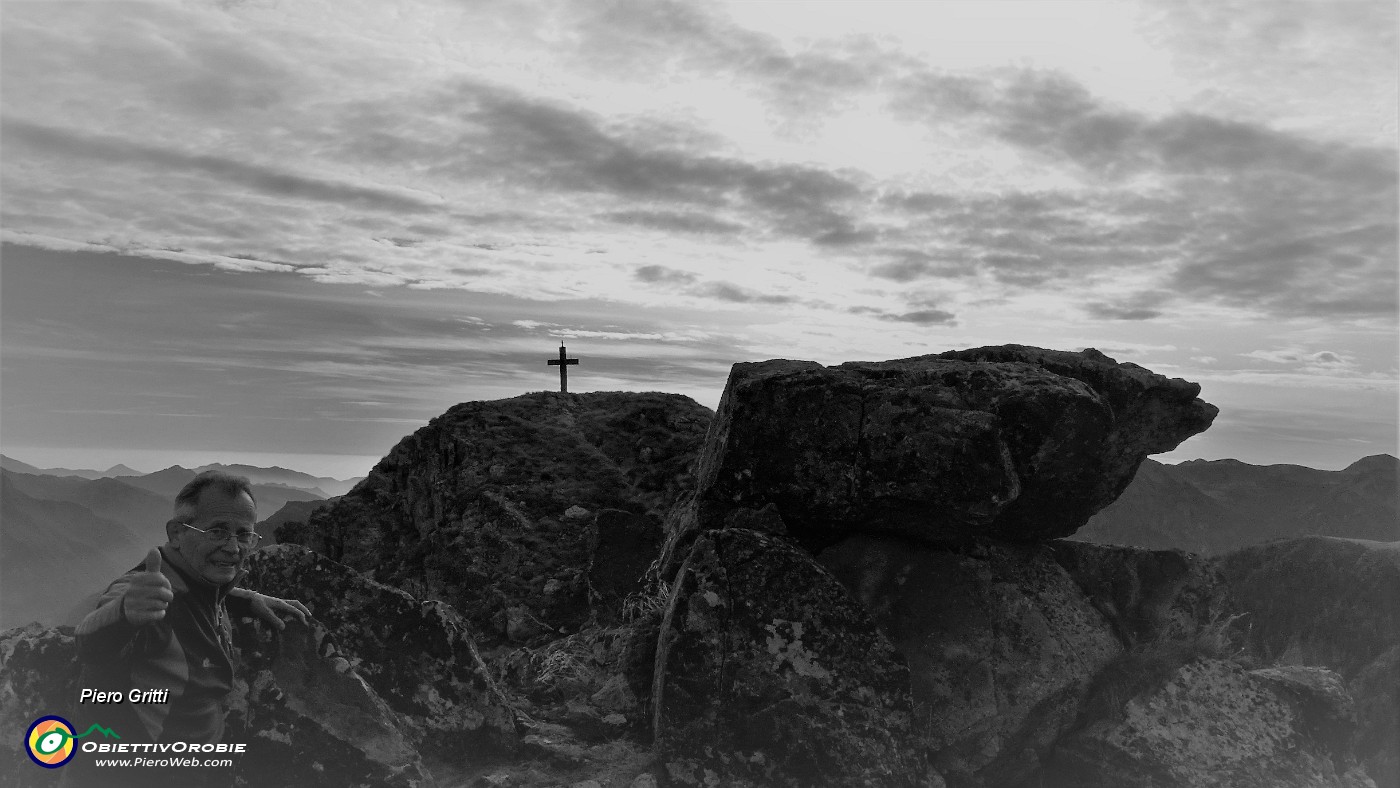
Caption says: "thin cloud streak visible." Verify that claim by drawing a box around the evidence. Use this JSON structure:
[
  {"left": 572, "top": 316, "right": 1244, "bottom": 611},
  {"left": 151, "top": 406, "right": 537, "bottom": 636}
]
[{"left": 0, "top": 0, "right": 1394, "bottom": 470}]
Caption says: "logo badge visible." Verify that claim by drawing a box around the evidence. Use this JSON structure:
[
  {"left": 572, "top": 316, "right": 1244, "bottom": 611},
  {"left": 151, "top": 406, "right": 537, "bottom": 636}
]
[{"left": 25, "top": 716, "right": 77, "bottom": 768}]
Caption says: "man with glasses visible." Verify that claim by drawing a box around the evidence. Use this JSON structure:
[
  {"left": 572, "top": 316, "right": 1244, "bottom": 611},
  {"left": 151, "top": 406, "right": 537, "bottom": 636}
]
[{"left": 64, "top": 470, "right": 311, "bottom": 787}]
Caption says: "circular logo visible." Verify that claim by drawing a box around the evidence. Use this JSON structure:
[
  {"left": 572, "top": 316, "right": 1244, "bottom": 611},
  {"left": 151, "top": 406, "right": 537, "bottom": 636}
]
[{"left": 25, "top": 716, "right": 76, "bottom": 768}]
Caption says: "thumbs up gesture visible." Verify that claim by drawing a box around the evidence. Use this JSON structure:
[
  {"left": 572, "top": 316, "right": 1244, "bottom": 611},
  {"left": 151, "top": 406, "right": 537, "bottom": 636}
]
[{"left": 122, "top": 548, "right": 174, "bottom": 625}]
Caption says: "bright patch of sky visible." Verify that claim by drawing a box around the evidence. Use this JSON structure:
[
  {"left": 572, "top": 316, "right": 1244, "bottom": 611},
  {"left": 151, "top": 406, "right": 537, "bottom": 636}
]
[{"left": 1, "top": 0, "right": 1394, "bottom": 474}]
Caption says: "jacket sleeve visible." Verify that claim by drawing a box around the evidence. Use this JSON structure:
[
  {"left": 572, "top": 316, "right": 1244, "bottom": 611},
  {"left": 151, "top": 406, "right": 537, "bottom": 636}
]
[{"left": 73, "top": 573, "right": 144, "bottom": 663}]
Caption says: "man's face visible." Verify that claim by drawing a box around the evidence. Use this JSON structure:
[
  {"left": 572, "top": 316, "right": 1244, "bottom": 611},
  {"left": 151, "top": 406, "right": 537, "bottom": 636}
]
[{"left": 174, "top": 488, "right": 257, "bottom": 585}]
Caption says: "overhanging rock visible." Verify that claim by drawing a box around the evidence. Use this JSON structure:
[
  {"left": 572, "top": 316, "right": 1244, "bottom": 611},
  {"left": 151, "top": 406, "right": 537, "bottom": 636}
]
[{"left": 687, "top": 345, "right": 1216, "bottom": 548}]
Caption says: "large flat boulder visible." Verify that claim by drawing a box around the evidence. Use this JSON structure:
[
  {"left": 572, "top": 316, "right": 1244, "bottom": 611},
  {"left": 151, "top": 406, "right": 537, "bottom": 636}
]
[
  {"left": 652, "top": 529, "right": 934, "bottom": 787},
  {"left": 686, "top": 346, "right": 1215, "bottom": 549},
  {"left": 818, "top": 535, "right": 1123, "bottom": 787}
]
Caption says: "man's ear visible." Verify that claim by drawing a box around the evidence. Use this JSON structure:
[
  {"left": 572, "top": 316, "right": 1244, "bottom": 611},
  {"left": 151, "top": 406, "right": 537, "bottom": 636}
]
[{"left": 165, "top": 519, "right": 183, "bottom": 543}]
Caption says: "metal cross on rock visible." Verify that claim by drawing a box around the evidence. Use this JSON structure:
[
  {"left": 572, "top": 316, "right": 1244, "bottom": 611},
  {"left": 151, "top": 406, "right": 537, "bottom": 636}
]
[{"left": 547, "top": 344, "right": 579, "bottom": 392}]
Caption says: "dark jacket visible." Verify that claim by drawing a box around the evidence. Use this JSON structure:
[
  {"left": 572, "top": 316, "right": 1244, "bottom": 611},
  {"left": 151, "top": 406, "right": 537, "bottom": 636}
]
[
  {"left": 72, "top": 545, "right": 253, "bottom": 744},
  {"left": 56, "top": 547, "right": 252, "bottom": 788}
]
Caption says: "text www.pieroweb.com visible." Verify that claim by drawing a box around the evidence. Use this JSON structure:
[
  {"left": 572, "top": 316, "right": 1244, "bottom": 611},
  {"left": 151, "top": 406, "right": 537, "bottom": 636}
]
[
  {"left": 83, "top": 741, "right": 242, "bottom": 769},
  {"left": 93, "top": 757, "right": 234, "bottom": 768}
]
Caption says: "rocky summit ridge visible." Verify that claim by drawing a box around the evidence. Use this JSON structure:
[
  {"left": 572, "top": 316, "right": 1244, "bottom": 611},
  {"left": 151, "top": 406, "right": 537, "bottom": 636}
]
[
  {"left": 671, "top": 345, "right": 1217, "bottom": 561},
  {"left": 1, "top": 346, "right": 1390, "bottom": 788}
]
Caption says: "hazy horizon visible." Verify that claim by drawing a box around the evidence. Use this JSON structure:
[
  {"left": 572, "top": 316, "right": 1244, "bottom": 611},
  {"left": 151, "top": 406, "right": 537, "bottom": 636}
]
[{"left": 4, "top": 437, "right": 1396, "bottom": 484}]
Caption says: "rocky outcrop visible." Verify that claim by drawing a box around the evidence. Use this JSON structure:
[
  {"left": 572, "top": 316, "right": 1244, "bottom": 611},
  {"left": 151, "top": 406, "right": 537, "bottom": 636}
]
[
  {"left": 0, "top": 617, "right": 434, "bottom": 788},
  {"left": 1049, "top": 541, "right": 1223, "bottom": 647},
  {"left": 239, "top": 545, "right": 520, "bottom": 756},
  {"left": 9, "top": 347, "right": 1386, "bottom": 788},
  {"left": 819, "top": 536, "right": 1123, "bottom": 787},
  {"left": 1217, "top": 537, "right": 1400, "bottom": 788},
  {"left": 678, "top": 346, "right": 1215, "bottom": 556},
  {"left": 292, "top": 392, "right": 711, "bottom": 644},
  {"left": 1041, "top": 659, "right": 1375, "bottom": 788},
  {"left": 232, "top": 620, "right": 431, "bottom": 788},
  {"left": 242, "top": 543, "right": 671, "bottom": 786},
  {"left": 0, "top": 624, "right": 77, "bottom": 787},
  {"left": 653, "top": 529, "right": 932, "bottom": 787},
  {"left": 587, "top": 509, "right": 665, "bottom": 625}
]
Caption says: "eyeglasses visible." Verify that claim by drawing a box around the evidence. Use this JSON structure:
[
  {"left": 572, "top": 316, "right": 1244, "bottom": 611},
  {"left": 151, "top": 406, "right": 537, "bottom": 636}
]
[{"left": 175, "top": 521, "right": 261, "bottom": 547}]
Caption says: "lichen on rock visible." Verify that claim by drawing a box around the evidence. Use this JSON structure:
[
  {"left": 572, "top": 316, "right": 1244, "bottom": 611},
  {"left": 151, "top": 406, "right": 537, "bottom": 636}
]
[
  {"left": 674, "top": 346, "right": 1216, "bottom": 558},
  {"left": 819, "top": 534, "right": 1123, "bottom": 787},
  {"left": 289, "top": 392, "right": 711, "bottom": 645},
  {"left": 653, "top": 529, "right": 933, "bottom": 787},
  {"left": 1043, "top": 658, "right": 1375, "bottom": 788}
]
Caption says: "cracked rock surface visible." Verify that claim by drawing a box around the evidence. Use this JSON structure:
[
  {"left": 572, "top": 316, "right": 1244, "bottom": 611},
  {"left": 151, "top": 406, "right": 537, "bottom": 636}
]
[
  {"left": 681, "top": 345, "right": 1216, "bottom": 552},
  {"left": 652, "top": 528, "right": 933, "bottom": 787}
]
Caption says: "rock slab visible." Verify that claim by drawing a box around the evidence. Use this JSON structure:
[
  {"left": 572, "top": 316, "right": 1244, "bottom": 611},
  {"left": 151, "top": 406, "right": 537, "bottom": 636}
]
[
  {"left": 652, "top": 528, "right": 933, "bottom": 787},
  {"left": 239, "top": 545, "right": 519, "bottom": 756},
  {"left": 819, "top": 535, "right": 1123, "bottom": 787},
  {"left": 688, "top": 345, "right": 1216, "bottom": 549},
  {"left": 1044, "top": 658, "right": 1376, "bottom": 788}
]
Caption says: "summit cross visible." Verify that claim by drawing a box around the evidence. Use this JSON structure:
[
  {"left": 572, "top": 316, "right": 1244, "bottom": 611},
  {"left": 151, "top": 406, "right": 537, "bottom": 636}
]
[{"left": 547, "top": 344, "right": 579, "bottom": 393}]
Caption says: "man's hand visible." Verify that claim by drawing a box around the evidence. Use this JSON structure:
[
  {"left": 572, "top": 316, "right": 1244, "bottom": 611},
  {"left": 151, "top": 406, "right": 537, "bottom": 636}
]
[
  {"left": 122, "top": 548, "right": 173, "bottom": 625},
  {"left": 248, "top": 592, "right": 311, "bottom": 631}
]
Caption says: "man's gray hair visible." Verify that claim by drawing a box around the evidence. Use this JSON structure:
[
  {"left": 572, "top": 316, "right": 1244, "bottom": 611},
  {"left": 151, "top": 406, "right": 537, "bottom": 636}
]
[{"left": 173, "top": 470, "right": 256, "bottom": 521}]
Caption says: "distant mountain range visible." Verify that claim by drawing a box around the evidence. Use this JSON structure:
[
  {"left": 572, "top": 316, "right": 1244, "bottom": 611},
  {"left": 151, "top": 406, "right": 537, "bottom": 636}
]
[
  {"left": 0, "top": 456, "right": 361, "bottom": 629},
  {"left": 187, "top": 463, "right": 360, "bottom": 497},
  {"left": 2, "top": 451, "right": 1394, "bottom": 629},
  {"left": 0, "top": 473, "right": 149, "bottom": 629},
  {"left": 0, "top": 455, "right": 362, "bottom": 497},
  {"left": 1075, "top": 454, "right": 1398, "bottom": 555},
  {"left": 108, "top": 467, "right": 330, "bottom": 515},
  {"left": 0, "top": 455, "right": 143, "bottom": 479}
]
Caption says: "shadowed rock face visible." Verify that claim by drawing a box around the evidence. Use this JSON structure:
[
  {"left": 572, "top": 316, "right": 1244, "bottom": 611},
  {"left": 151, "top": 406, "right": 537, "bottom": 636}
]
[
  {"left": 687, "top": 346, "right": 1216, "bottom": 552},
  {"left": 819, "top": 535, "right": 1123, "bottom": 788},
  {"left": 239, "top": 545, "right": 520, "bottom": 757},
  {"left": 291, "top": 391, "right": 711, "bottom": 644},
  {"left": 232, "top": 618, "right": 432, "bottom": 788},
  {"left": 652, "top": 529, "right": 933, "bottom": 787},
  {"left": 587, "top": 509, "right": 665, "bottom": 626},
  {"left": 1049, "top": 541, "right": 1223, "bottom": 648}
]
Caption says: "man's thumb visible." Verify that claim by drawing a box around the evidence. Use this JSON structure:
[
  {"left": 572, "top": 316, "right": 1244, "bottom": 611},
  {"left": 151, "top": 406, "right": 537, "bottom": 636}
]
[{"left": 145, "top": 547, "right": 163, "bottom": 574}]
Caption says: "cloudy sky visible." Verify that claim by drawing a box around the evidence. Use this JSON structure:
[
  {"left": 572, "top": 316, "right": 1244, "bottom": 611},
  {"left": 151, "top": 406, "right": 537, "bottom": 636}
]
[{"left": 1, "top": 0, "right": 1395, "bottom": 479}]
